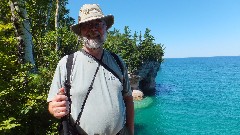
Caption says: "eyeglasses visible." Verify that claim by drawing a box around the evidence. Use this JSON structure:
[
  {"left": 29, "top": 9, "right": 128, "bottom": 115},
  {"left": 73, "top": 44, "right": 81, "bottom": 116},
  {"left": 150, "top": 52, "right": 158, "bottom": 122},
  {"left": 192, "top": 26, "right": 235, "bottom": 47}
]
[{"left": 82, "top": 20, "right": 105, "bottom": 29}]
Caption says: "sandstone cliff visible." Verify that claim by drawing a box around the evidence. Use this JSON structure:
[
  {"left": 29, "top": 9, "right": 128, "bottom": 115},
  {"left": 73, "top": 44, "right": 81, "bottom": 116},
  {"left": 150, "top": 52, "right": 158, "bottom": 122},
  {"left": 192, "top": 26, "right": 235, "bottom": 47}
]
[{"left": 129, "top": 61, "right": 161, "bottom": 98}]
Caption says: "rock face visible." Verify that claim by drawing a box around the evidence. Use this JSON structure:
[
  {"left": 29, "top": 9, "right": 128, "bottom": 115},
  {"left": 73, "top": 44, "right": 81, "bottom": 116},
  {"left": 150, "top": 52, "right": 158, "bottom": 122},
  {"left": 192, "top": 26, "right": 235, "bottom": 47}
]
[{"left": 130, "top": 61, "right": 160, "bottom": 97}]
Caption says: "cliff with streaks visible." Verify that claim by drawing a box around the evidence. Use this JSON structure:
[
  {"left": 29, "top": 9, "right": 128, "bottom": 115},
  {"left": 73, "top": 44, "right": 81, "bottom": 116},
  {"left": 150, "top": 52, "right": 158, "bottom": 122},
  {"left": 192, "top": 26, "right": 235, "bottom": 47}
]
[{"left": 130, "top": 61, "right": 161, "bottom": 96}]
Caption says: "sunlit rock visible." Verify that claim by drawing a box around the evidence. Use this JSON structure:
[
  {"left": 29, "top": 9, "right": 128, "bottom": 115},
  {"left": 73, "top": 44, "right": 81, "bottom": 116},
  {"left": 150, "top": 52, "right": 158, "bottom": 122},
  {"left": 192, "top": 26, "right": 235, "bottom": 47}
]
[{"left": 132, "top": 90, "right": 144, "bottom": 100}]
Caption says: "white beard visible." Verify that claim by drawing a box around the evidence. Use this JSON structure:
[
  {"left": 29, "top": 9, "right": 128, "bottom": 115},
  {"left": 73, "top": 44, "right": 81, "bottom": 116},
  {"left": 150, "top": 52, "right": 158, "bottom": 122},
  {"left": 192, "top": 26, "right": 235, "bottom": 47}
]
[{"left": 82, "top": 32, "right": 107, "bottom": 49}]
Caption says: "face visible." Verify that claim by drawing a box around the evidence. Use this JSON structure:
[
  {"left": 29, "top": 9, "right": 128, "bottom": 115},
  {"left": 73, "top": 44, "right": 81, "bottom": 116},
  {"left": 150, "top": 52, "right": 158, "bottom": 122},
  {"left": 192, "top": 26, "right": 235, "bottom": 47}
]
[{"left": 80, "top": 19, "right": 107, "bottom": 49}]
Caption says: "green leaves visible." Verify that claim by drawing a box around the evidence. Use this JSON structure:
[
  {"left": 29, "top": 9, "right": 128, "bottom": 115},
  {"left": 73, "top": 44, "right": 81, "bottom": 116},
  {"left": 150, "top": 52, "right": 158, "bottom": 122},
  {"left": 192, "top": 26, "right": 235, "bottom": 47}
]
[
  {"left": 0, "top": 117, "right": 21, "bottom": 130},
  {"left": 105, "top": 27, "right": 164, "bottom": 74}
]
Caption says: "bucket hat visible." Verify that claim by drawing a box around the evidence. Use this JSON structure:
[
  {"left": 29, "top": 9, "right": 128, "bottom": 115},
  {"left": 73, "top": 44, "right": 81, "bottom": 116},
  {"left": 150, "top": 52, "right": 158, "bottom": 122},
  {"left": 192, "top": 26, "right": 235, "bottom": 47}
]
[{"left": 71, "top": 4, "right": 114, "bottom": 36}]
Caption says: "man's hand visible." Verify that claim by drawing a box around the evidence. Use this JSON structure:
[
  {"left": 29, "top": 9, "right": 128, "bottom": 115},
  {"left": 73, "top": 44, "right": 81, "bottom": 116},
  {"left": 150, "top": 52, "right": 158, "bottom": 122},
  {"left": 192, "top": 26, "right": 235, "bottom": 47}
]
[{"left": 48, "top": 88, "right": 69, "bottom": 119}]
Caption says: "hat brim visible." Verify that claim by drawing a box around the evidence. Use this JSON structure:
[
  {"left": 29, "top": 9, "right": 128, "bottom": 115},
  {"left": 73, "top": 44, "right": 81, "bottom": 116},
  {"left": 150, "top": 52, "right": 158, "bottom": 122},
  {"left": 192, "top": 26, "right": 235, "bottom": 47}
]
[{"left": 71, "top": 15, "right": 114, "bottom": 36}]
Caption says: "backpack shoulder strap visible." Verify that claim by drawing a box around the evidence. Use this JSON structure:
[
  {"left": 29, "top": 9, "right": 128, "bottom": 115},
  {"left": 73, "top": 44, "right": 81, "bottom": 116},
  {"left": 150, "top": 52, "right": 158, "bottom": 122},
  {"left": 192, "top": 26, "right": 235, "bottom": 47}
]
[
  {"left": 65, "top": 53, "right": 74, "bottom": 86},
  {"left": 60, "top": 54, "right": 74, "bottom": 134},
  {"left": 64, "top": 53, "right": 74, "bottom": 114},
  {"left": 110, "top": 52, "right": 127, "bottom": 95},
  {"left": 110, "top": 52, "right": 124, "bottom": 76}
]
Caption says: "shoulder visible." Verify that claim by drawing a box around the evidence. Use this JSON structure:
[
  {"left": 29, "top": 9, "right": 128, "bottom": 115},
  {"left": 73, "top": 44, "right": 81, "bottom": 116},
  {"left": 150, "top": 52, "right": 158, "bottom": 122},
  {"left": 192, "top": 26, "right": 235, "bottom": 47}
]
[
  {"left": 104, "top": 50, "right": 125, "bottom": 63},
  {"left": 57, "top": 51, "right": 81, "bottom": 68},
  {"left": 57, "top": 55, "right": 68, "bottom": 68}
]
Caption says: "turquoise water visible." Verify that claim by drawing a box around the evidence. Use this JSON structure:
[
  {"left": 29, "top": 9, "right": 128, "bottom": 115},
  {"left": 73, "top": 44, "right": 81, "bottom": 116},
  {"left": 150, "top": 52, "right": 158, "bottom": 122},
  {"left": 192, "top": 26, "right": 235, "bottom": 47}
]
[{"left": 134, "top": 56, "right": 240, "bottom": 135}]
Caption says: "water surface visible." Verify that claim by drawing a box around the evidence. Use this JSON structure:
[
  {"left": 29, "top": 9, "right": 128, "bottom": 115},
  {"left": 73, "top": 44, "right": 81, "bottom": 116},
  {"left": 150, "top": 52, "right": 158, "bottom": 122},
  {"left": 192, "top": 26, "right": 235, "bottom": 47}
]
[{"left": 135, "top": 56, "right": 240, "bottom": 135}]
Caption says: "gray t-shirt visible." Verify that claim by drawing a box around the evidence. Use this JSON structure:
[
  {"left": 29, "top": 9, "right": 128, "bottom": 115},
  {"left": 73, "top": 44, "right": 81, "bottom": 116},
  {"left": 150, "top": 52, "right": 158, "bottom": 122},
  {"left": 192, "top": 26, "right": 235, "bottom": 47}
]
[{"left": 47, "top": 50, "right": 132, "bottom": 135}]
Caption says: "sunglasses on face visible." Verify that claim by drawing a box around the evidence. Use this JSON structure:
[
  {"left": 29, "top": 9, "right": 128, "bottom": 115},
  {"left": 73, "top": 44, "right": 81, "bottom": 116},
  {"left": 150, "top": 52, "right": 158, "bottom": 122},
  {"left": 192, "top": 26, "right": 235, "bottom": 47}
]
[{"left": 82, "top": 20, "right": 105, "bottom": 29}]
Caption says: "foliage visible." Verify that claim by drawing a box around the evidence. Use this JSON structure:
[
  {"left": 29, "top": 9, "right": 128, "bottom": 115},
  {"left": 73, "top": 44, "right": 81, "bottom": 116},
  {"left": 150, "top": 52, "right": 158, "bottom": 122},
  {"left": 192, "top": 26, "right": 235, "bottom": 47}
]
[
  {"left": 0, "top": 1, "right": 11, "bottom": 23},
  {"left": 105, "top": 27, "right": 164, "bottom": 73},
  {"left": 34, "top": 27, "right": 79, "bottom": 70},
  {"left": 140, "top": 28, "right": 164, "bottom": 62},
  {"left": 0, "top": 0, "right": 78, "bottom": 134},
  {"left": 0, "top": 0, "right": 164, "bottom": 134},
  {"left": 25, "top": 0, "right": 75, "bottom": 37}
]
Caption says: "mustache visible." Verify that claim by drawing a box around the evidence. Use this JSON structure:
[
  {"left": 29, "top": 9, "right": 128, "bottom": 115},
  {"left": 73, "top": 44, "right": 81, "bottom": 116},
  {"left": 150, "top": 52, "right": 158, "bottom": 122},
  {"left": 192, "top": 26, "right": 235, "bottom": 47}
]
[{"left": 86, "top": 31, "right": 101, "bottom": 39}]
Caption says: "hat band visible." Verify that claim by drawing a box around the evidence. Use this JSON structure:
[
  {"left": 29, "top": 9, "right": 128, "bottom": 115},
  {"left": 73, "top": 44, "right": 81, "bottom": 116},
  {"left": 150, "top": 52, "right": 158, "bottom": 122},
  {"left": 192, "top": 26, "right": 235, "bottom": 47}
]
[{"left": 79, "top": 14, "right": 105, "bottom": 23}]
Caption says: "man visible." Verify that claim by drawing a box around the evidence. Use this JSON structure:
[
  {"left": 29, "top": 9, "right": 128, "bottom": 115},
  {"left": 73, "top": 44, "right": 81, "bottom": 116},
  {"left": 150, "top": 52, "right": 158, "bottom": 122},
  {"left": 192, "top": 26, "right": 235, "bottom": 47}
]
[{"left": 47, "top": 4, "right": 134, "bottom": 135}]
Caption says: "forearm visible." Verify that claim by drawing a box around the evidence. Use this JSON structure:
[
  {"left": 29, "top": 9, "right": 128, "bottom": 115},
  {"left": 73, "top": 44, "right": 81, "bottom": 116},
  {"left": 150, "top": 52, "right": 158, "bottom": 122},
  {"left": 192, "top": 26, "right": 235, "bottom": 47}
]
[{"left": 124, "top": 96, "right": 134, "bottom": 135}]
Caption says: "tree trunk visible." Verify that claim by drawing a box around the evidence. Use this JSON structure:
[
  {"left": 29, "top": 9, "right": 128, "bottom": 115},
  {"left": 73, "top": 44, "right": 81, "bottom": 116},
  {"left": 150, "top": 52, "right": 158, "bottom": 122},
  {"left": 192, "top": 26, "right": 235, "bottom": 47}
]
[
  {"left": 9, "top": 0, "right": 35, "bottom": 67},
  {"left": 44, "top": 0, "right": 53, "bottom": 32},
  {"left": 55, "top": 0, "right": 61, "bottom": 51}
]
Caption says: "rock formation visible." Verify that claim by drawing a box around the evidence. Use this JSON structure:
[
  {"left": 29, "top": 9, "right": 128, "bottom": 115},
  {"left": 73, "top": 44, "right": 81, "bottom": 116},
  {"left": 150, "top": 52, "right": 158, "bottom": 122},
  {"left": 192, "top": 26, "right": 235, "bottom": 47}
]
[{"left": 130, "top": 61, "right": 161, "bottom": 99}]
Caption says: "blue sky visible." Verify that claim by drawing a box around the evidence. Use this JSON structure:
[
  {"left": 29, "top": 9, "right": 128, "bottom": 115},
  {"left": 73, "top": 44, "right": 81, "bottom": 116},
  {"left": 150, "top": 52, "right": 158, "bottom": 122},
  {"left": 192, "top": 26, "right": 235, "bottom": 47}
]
[{"left": 67, "top": 0, "right": 240, "bottom": 58}]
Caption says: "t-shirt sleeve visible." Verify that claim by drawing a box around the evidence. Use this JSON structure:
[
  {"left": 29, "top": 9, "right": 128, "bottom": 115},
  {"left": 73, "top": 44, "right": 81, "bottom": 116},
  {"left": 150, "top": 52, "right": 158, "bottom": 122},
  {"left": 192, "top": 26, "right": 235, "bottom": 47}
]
[{"left": 47, "top": 56, "right": 68, "bottom": 102}]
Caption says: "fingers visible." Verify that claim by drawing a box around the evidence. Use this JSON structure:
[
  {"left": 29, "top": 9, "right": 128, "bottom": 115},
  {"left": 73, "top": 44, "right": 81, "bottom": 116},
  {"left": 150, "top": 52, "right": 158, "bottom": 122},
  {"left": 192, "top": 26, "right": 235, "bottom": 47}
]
[
  {"left": 57, "top": 87, "right": 65, "bottom": 95},
  {"left": 52, "top": 100, "right": 67, "bottom": 107},
  {"left": 51, "top": 100, "right": 69, "bottom": 119},
  {"left": 53, "top": 107, "right": 69, "bottom": 119},
  {"left": 50, "top": 87, "right": 70, "bottom": 119},
  {"left": 53, "top": 94, "right": 67, "bottom": 102},
  {"left": 53, "top": 87, "right": 67, "bottom": 102}
]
